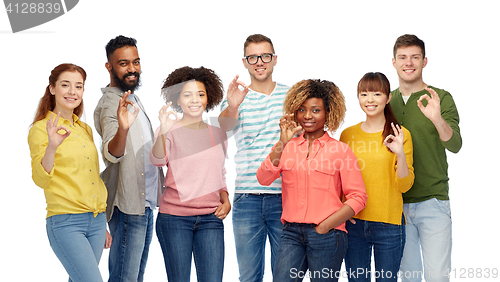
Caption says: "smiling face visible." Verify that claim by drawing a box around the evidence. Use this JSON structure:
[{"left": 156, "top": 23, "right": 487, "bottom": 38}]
[
  {"left": 106, "top": 46, "right": 141, "bottom": 92},
  {"left": 358, "top": 91, "right": 391, "bottom": 118},
  {"left": 296, "top": 97, "right": 326, "bottom": 140},
  {"left": 242, "top": 42, "right": 277, "bottom": 83},
  {"left": 177, "top": 81, "right": 208, "bottom": 120},
  {"left": 392, "top": 45, "right": 427, "bottom": 84},
  {"left": 50, "top": 71, "right": 84, "bottom": 118}
]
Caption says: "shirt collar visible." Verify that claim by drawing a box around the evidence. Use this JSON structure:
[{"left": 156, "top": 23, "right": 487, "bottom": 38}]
[
  {"left": 297, "top": 131, "right": 330, "bottom": 147},
  {"left": 45, "top": 111, "right": 82, "bottom": 127}
]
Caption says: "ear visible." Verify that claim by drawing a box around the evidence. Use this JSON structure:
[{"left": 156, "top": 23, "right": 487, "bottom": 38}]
[
  {"left": 423, "top": 57, "right": 428, "bottom": 68},
  {"left": 49, "top": 85, "right": 55, "bottom": 95},
  {"left": 387, "top": 92, "right": 392, "bottom": 104},
  {"left": 392, "top": 57, "right": 396, "bottom": 68},
  {"left": 105, "top": 62, "right": 112, "bottom": 74},
  {"left": 242, "top": 57, "right": 248, "bottom": 69},
  {"left": 272, "top": 54, "right": 278, "bottom": 66}
]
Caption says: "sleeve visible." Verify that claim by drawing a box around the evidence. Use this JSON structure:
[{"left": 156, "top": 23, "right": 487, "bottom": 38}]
[
  {"left": 395, "top": 127, "right": 415, "bottom": 193},
  {"left": 339, "top": 145, "right": 367, "bottom": 215},
  {"left": 256, "top": 144, "right": 283, "bottom": 186},
  {"left": 220, "top": 132, "right": 228, "bottom": 193},
  {"left": 95, "top": 101, "right": 126, "bottom": 164},
  {"left": 28, "top": 122, "right": 53, "bottom": 189},
  {"left": 440, "top": 91, "right": 462, "bottom": 153}
]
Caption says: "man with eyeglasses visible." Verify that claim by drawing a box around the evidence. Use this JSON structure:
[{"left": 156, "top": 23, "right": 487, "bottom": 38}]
[{"left": 219, "top": 34, "right": 290, "bottom": 282}]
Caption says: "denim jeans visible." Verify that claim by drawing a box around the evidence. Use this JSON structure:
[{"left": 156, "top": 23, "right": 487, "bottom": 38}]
[
  {"left": 400, "top": 198, "right": 452, "bottom": 282},
  {"left": 46, "top": 212, "right": 106, "bottom": 282},
  {"left": 232, "top": 193, "right": 283, "bottom": 282},
  {"left": 156, "top": 212, "right": 225, "bottom": 282},
  {"left": 344, "top": 217, "right": 405, "bottom": 282},
  {"left": 107, "top": 207, "right": 154, "bottom": 282},
  {"left": 273, "top": 223, "right": 347, "bottom": 282}
]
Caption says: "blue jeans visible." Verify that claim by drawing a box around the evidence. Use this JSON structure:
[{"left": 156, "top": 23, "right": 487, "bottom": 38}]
[
  {"left": 344, "top": 217, "right": 406, "bottom": 282},
  {"left": 107, "top": 207, "right": 154, "bottom": 282},
  {"left": 232, "top": 193, "right": 283, "bottom": 282},
  {"left": 156, "top": 212, "right": 225, "bottom": 282},
  {"left": 273, "top": 223, "right": 347, "bottom": 282},
  {"left": 400, "top": 199, "right": 452, "bottom": 282},
  {"left": 46, "top": 212, "right": 106, "bottom": 282}
]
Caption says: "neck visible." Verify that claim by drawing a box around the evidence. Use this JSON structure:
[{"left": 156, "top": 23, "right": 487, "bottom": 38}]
[
  {"left": 52, "top": 107, "right": 74, "bottom": 124},
  {"left": 399, "top": 79, "right": 427, "bottom": 97},
  {"left": 362, "top": 114, "right": 385, "bottom": 133},
  {"left": 249, "top": 79, "right": 276, "bottom": 95},
  {"left": 178, "top": 116, "right": 207, "bottom": 130}
]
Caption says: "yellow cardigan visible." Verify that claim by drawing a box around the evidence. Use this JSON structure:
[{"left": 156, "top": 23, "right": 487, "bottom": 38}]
[
  {"left": 28, "top": 112, "right": 107, "bottom": 218},
  {"left": 340, "top": 123, "right": 414, "bottom": 225}
]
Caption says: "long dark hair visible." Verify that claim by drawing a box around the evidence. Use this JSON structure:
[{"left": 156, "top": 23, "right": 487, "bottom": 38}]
[
  {"left": 357, "top": 72, "right": 399, "bottom": 140},
  {"left": 31, "top": 63, "right": 87, "bottom": 126}
]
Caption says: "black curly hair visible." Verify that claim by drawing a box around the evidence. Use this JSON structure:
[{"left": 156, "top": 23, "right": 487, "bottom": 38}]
[{"left": 161, "top": 66, "right": 224, "bottom": 113}]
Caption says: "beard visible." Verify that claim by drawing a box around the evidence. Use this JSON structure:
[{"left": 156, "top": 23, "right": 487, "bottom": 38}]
[{"left": 111, "top": 68, "right": 141, "bottom": 92}]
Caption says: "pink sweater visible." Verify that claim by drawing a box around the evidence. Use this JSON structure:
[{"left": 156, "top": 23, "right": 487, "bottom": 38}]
[{"left": 150, "top": 123, "right": 228, "bottom": 216}]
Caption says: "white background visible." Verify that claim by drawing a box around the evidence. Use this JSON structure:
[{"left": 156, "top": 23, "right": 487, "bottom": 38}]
[{"left": 1, "top": 1, "right": 498, "bottom": 281}]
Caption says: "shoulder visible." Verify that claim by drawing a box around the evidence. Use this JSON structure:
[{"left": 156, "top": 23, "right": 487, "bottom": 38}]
[{"left": 209, "top": 125, "right": 227, "bottom": 138}]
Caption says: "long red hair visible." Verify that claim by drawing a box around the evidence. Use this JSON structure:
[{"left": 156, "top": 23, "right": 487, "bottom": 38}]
[{"left": 31, "top": 63, "right": 87, "bottom": 126}]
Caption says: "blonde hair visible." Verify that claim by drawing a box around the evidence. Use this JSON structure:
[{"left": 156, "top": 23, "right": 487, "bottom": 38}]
[{"left": 283, "top": 79, "right": 346, "bottom": 132}]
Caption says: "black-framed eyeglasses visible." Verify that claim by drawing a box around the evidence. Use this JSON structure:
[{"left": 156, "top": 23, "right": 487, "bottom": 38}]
[{"left": 244, "top": 53, "right": 275, "bottom": 65}]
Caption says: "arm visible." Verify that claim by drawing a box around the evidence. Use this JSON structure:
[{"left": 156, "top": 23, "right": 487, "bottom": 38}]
[
  {"left": 218, "top": 75, "right": 249, "bottom": 132},
  {"left": 268, "top": 114, "right": 302, "bottom": 166},
  {"left": 315, "top": 205, "right": 355, "bottom": 234},
  {"left": 417, "top": 87, "right": 453, "bottom": 142},
  {"left": 41, "top": 112, "right": 71, "bottom": 174},
  {"left": 383, "top": 123, "right": 409, "bottom": 178},
  {"left": 107, "top": 91, "right": 139, "bottom": 158}
]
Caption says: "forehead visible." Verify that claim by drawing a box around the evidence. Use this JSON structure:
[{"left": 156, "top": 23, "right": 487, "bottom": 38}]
[
  {"left": 244, "top": 42, "right": 274, "bottom": 56},
  {"left": 395, "top": 45, "right": 423, "bottom": 57},
  {"left": 182, "top": 80, "right": 206, "bottom": 92},
  {"left": 301, "top": 97, "right": 324, "bottom": 107},
  {"left": 109, "top": 46, "right": 139, "bottom": 62},
  {"left": 57, "top": 71, "right": 84, "bottom": 83}
]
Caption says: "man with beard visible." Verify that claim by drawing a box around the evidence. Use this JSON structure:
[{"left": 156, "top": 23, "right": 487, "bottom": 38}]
[{"left": 94, "top": 35, "right": 164, "bottom": 282}]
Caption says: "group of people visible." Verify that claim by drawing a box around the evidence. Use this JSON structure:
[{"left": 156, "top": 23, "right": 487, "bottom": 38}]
[{"left": 28, "top": 33, "right": 461, "bottom": 282}]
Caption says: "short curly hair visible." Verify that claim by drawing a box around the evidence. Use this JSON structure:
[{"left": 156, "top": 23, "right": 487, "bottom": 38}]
[
  {"left": 161, "top": 66, "right": 224, "bottom": 113},
  {"left": 283, "top": 79, "right": 346, "bottom": 132}
]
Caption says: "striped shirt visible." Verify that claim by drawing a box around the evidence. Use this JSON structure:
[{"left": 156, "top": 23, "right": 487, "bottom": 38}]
[{"left": 221, "top": 83, "right": 290, "bottom": 193}]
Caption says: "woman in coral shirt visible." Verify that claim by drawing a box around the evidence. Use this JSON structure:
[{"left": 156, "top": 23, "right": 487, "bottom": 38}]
[{"left": 257, "top": 79, "right": 367, "bottom": 282}]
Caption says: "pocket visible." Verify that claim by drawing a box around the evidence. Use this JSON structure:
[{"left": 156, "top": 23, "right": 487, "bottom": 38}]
[
  {"left": 233, "top": 193, "right": 247, "bottom": 205},
  {"left": 310, "top": 164, "right": 336, "bottom": 190},
  {"left": 433, "top": 198, "right": 452, "bottom": 218},
  {"left": 47, "top": 213, "right": 72, "bottom": 225}
]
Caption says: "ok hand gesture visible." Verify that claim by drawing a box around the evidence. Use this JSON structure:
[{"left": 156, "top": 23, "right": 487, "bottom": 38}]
[
  {"left": 226, "top": 75, "right": 249, "bottom": 109},
  {"left": 117, "top": 90, "right": 140, "bottom": 131},
  {"left": 158, "top": 102, "right": 180, "bottom": 135},
  {"left": 417, "top": 87, "right": 441, "bottom": 123},
  {"left": 279, "top": 114, "right": 303, "bottom": 146},
  {"left": 46, "top": 112, "right": 71, "bottom": 150},
  {"left": 383, "top": 123, "right": 404, "bottom": 157}
]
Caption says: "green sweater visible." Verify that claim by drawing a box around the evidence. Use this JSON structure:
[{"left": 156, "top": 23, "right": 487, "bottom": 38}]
[{"left": 390, "top": 86, "right": 461, "bottom": 203}]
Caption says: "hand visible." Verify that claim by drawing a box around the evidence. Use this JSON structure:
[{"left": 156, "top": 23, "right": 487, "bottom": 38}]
[
  {"left": 104, "top": 230, "right": 112, "bottom": 249},
  {"left": 226, "top": 75, "right": 249, "bottom": 110},
  {"left": 158, "top": 102, "right": 180, "bottom": 135},
  {"left": 314, "top": 222, "right": 331, "bottom": 234},
  {"left": 214, "top": 201, "right": 231, "bottom": 220},
  {"left": 46, "top": 112, "right": 71, "bottom": 150},
  {"left": 117, "top": 90, "right": 140, "bottom": 131},
  {"left": 383, "top": 122, "right": 405, "bottom": 156},
  {"left": 279, "top": 114, "right": 302, "bottom": 146},
  {"left": 417, "top": 87, "right": 441, "bottom": 123}
]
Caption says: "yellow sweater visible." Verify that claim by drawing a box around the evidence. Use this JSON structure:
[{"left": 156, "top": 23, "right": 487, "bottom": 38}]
[{"left": 340, "top": 123, "right": 414, "bottom": 225}]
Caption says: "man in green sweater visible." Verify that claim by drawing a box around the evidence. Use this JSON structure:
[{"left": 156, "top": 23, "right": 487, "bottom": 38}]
[{"left": 390, "top": 34, "right": 462, "bottom": 282}]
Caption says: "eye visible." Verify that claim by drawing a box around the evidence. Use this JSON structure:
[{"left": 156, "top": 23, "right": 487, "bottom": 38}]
[{"left": 298, "top": 108, "right": 305, "bottom": 112}]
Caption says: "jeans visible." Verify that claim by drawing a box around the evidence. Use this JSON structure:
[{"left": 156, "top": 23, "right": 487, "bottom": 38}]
[
  {"left": 156, "top": 212, "right": 225, "bottom": 282},
  {"left": 107, "top": 207, "right": 154, "bottom": 282},
  {"left": 273, "top": 223, "right": 347, "bottom": 282},
  {"left": 400, "top": 199, "right": 452, "bottom": 282},
  {"left": 232, "top": 193, "right": 283, "bottom": 282},
  {"left": 344, "top": 217, "right": 406, "bottom": 282},
  {"left": 46, "top": 212, "right": 106, "bottom": 282}
]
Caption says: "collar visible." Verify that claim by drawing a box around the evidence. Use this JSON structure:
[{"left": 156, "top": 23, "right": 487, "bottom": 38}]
[
  {"left": 297, "top": 131, "right": 329, "bottom": 147},
  {"left": 101, "top": 86, "right": 127, "bottom": 97},
  {"left": 45, "top": 111, "right": 82, "bottom": 127}
]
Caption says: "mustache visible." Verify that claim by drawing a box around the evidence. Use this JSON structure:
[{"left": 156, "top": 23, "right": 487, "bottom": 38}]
[{"left": 122, "top": 71, "right": 140, "bottom": 80}]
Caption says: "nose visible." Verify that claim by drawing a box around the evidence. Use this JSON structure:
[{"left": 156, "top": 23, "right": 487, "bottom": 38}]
[{"left": 304, "top": 110, "right": 312, "bottom": 119}]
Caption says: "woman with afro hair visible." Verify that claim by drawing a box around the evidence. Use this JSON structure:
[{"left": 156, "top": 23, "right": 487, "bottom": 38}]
[
  {"left": 150, "top": 66, "right": 230, "bottom": 281},
  {"left": 257, "top": 79, "right": 367, "bottom": 281}
]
